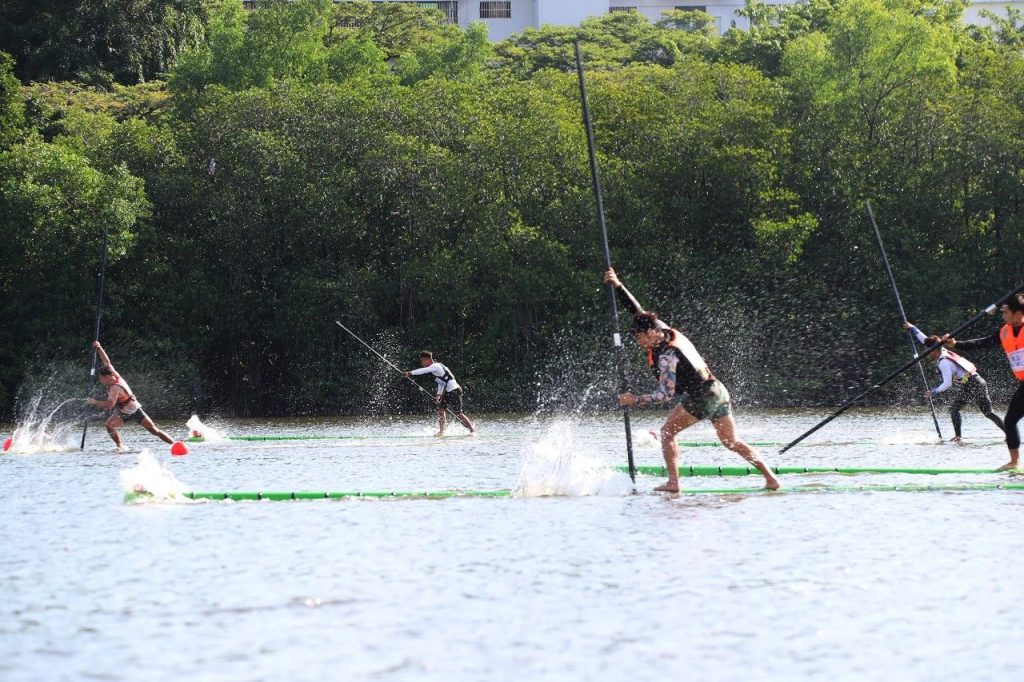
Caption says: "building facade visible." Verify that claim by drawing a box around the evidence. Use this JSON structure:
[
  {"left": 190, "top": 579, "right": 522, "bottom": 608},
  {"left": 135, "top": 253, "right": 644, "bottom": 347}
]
[{"left": 272, "top": 2, "right": 1024, "bottom": 42}]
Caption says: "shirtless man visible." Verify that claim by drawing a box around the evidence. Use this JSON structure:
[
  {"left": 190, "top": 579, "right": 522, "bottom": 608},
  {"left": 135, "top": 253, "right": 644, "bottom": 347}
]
[{"left": 84, "top": 341, "right": 174, "bottom": 449}]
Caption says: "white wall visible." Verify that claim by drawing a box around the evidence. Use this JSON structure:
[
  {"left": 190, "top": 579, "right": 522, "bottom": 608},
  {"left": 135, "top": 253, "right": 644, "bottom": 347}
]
[
  {"left": 463, "top": 0, "right": 537, "bottom": 41},
  {"left": 962, "top": 1, "right": 1024, "bottom": 27},
  {"left": 536, "top": 0, "right": 608, "bottom": 26},
  {"left": 344, "top": 1, "right": 1024, "bottom": 41}
]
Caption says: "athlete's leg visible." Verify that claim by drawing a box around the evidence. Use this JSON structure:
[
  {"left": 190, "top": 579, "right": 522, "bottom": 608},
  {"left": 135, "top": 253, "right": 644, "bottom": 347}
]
[
  {"left": 949, "top": 386, "right": 967, "bottom": 441},
  {"left": 711, "top": 413, "right": 780, "bottom": 490},
  {"left": 972, "top": 379, "right": 1005, "bottom": 434},
  {"left": 456, "top": 412, "right": 476, "bottom": 434},
  {"left": 448, "top": 390, "right": 475, "bottom": 433},
  {"left": 435, "top": 405, "right": 446, "bottom": 437},
  {"left": 139, "top": 413, "right": 174, "bottom": 444},
  {"left": 105, "top": 415, "right": 125, "bottom": 449},
  {"left": 998, "top": 383, "right": 1024, "bottom": 470},
  {"left": 654, "top": 406, "right": 700, "bottom": 492}
]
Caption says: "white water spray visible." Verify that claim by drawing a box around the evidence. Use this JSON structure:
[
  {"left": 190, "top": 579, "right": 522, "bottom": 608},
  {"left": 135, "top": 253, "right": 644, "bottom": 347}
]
[
  {"left": 6, "top": 397, "right": 79, "bottom": 454},
  {"left": 186, "top": 414, "right": 226, "bottom": 441},
  {"left": 120, "top": 451, "right": 191, "bottom": 502},
  {"left": 511, "top": 421, "right": 633, "bottom": 498}
]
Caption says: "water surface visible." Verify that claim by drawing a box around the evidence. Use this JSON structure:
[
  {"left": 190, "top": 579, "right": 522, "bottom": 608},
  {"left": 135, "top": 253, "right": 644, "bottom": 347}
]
[{"left": 1, "top": 409, "right": 1020, "bottom": 681}]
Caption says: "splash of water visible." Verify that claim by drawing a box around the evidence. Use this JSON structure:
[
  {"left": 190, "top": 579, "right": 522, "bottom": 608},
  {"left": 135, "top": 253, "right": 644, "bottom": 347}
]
[
  {"left": 511, "top": 421, "right": 633, "bottom": 498},
  {"left": 120, "top": 452, "right": 191, "bottom": 502},
  {"left": 186, "top": 414, "right": 227, "bottom": 441},
  {"left": 6, "top": 397, "right": 80, "bottom": 454}
]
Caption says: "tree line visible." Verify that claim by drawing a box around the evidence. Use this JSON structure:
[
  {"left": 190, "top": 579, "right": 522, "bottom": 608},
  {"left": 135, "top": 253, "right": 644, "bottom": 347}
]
[{"left": 1, "top": 0, "right": 1022, "bottom": 419}]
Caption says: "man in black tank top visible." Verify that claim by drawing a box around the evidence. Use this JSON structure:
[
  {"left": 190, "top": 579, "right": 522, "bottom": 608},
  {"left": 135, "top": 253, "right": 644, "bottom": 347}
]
[{"left": 604, "top": 269, "right": 780, "bottom": 491}]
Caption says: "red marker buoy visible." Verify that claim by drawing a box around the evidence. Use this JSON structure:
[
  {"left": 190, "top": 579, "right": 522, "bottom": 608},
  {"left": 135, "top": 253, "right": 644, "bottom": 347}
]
[
  {"left": 2, "top": 437, "right": 11, "bottom": 452},
  {"left": 170, "top": 441, "right": 189, "bottom": 456}
]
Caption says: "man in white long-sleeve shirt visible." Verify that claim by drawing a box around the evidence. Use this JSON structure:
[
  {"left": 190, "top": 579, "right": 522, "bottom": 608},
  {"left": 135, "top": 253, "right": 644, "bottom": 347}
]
[
  {"left": 403, "top": 351, "right": 476, "bottom": 436},
  {"left": 903, "top": 321, "right": 1004, "bottom": 442}
]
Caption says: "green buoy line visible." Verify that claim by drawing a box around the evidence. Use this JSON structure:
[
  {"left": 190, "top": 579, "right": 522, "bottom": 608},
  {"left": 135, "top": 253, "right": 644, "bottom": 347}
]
[
  {"left": 186, "top": 434, "right": 489, "bottom": 443},
  {"left": 125, "top": 481, "right": 1024, "bottom": 503},
  {"left": 127, "top": 489, "right": 512, "bottom": 502},
  {"left": 676, "top": 441, "right": 783, "bottom": 447},
  {"left": 617, "top": 465, "right": 1007, "bottom": 477},
  {"left": 677, "top": 482, "right": 1024, "bottom": 494}
]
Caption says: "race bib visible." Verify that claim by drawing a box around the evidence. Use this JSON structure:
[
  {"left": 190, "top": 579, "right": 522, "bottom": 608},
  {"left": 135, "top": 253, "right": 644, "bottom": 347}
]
[{"left": 1009, "top": 348, "right": 1024, "bottom": 372}]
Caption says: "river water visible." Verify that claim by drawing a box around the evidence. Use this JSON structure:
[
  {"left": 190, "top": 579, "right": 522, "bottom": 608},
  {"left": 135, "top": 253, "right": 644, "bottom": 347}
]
[{"left": 1, "top": 409, "right": 1021, "bottom": 681}]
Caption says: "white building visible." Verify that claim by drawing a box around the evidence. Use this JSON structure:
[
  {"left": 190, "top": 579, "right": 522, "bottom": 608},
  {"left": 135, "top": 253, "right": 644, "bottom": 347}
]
[{"left": 291, "top": 2, "right": 1024, "bottom": 42}]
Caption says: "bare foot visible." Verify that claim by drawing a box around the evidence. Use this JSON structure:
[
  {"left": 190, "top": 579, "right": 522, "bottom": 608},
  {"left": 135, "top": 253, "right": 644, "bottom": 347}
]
[
  {"left": 654, "top": 482, "right": 680, "bottom": 493},
  {"left": 763, "top": 478, "right": 781, "bottom": 491},
  {"left": 996, "top": 461, "right": 1020, "bottom": 472}
]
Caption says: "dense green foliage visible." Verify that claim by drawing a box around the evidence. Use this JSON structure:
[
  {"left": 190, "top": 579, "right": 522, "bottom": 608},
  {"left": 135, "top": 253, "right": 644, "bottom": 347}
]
[{"left": 1, "top": 0, "right": 1023, "bottom": 419}]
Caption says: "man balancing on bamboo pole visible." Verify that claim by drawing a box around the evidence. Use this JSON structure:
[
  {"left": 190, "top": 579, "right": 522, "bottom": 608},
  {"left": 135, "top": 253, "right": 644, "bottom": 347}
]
[
  {"left": 402, "top": 351, "right": 477, "bottom": 437},
  {"left": 943, "top": 293, "right": 1024, "bottom": 470},
  {"left": 83, "top": 341, "right": 174, "bottom": 450},
  {"left": 901, "top": 321, "right": 1005, "bottom": 443},
  {"left": 603, "top": 268, "right": 780, "bottom": 491}
]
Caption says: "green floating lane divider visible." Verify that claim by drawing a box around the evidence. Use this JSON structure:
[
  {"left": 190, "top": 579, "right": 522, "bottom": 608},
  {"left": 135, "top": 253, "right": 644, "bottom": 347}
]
[
  {"left": 617, "top": 465, "right": 1004, "bottom": 477},
  {"left": 186, "top": 434, "right": 488, "bottom": 443},
  {"left": 676, "top": 441, "right": 783, "bottom": 448},
  {"left": 124, "top": 482, "right": 1024, "bottom": 503},
  {"left": 674, "top": 483, "right": 1024, "bottom": 494},
  {"left": 126, "top": 489, "right": 512, "bottom": 502}
]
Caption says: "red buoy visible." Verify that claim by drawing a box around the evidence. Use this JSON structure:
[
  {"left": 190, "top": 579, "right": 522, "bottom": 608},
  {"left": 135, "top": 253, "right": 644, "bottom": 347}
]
[
  {"left": 170, "top": 441, "right": 189, "bottom": 456},
  {"left": 2, "top": 437, "right": 11, "bottom": 452}
]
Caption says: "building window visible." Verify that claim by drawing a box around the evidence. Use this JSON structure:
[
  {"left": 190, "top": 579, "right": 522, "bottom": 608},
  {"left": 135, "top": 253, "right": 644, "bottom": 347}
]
[
  {"left": 325, "top": 2, "right": 458, "bottom": 25},
  {"left": 671, "top": 6, "right": 710, "bottom": 31},
  {"left": 408, "top": 2, "right": 459, "bottom": 24},
  {"left": 480, "top": 1, "right": 511, "bottom": 19},
  {"left": 609, "top": 6, "right": 638, "bottom": 12}
]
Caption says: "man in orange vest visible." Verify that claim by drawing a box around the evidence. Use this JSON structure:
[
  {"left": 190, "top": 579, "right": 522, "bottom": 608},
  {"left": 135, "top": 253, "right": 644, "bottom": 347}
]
[
  {"left": 604, "top": 268, "right": 780, "bottom": 491},
  {"left": 945, "top": 293, "right": 1024, "bottom": 470},
  {"left": 902, "top": 321, "right": 1004, "bottom": 442}
]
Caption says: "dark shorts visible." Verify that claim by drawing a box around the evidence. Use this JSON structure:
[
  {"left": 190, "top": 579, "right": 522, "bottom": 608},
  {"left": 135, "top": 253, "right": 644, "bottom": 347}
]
[
  {"left": 439, "top": 388, "right": 464, "bottom": 413},
  {"left": 681, "top": 380, "right": 732, "bottom": 422},
  {"left": 115, "top": 408, "right": 148, "bottom": 424}
]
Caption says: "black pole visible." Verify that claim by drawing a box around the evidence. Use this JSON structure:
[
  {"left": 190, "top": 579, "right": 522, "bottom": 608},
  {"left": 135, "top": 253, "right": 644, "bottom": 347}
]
[
  {"left": 780, "top": 281, "right": 1024, "bottom": 453},
  {"left": 80, "top": 224, "right": 111, "bottom": 450},
  {"left": 334, "top": 321, "right": 464, "bottom": 423},
  {"left": 865, "top": 201, "right": 943, "bottom": 440},
  {"left": 574, "top": 40, "right": 636, "bottom": 484}
]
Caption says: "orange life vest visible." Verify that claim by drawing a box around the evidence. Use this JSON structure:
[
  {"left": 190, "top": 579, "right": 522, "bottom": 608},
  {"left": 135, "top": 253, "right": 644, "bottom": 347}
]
[
  {"left": 1000, "top": 324, "right": 1024, "bottom": 381},
  {"left": 111, "top": 375, "right": 140, "bottom": 412}
]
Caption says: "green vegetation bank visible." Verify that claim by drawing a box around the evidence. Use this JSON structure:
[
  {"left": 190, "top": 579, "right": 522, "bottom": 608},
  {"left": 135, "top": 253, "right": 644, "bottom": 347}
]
[{"left": 1, "top": 0, "right": 1022, "bottom": 418}]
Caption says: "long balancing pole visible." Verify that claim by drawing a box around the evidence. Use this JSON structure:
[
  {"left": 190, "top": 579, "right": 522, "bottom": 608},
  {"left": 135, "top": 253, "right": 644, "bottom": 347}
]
[
  {"left": 80, "top": 224, "right": 111, "bottom": 450},
  {"left": 334, "top": 321, "right": 463, "bottom": 422},
  {"left": 866, "top": 201, "right": 943, "bottom": 439},
  {"left": 574, "top": 40, "right": 636, "bottom": 484},
  {"left": 780, "top": 281, "right": 1024, "bottom": 453}
]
